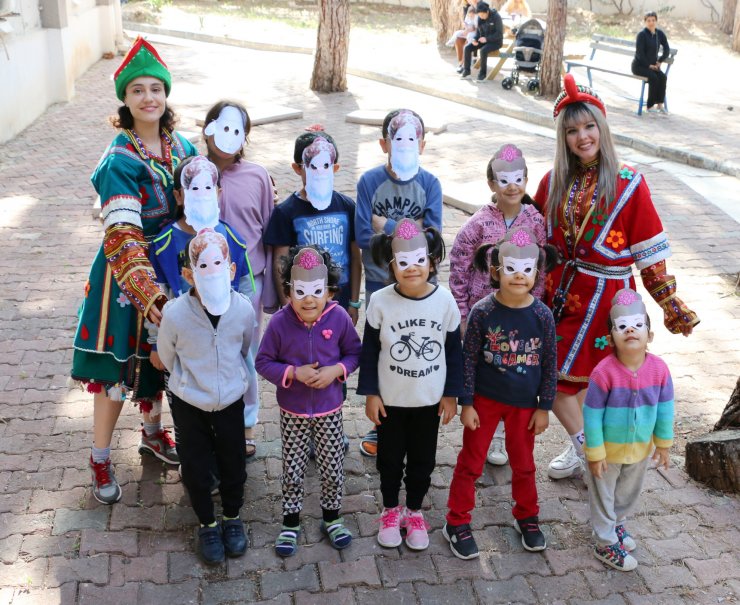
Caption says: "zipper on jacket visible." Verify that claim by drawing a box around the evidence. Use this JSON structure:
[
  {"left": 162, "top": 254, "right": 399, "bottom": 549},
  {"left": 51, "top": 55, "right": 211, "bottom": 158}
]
[{"left": 308, "top": 325, "right": 314, "bottom": 417}]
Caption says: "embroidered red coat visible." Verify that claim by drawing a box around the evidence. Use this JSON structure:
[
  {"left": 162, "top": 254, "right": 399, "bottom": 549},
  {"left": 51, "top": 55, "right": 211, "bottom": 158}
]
[{"left": 534, "top": 165, "right": 670, "bottom": 386}]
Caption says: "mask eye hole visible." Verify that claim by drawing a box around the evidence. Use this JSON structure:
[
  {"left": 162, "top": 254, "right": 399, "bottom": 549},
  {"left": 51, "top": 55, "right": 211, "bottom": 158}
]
[
  {"left": 295, "top": 288, "right": 305, "bottom": 297},
  {"left": 523, "top": 267, "right": 532, "bottom": 274},
  {"left": 314, "top": 288, "right": 323, "bottom": 296},
  {"left": 234, "top": 129, "right": 240, "bottom": 136},
  {"left": 224, "top": 126, "right": 230, "bottom": 133}
]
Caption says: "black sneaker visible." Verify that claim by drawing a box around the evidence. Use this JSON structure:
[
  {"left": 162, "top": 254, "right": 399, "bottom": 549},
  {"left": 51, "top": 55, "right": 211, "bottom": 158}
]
[
  {"left": 460, "top": 70, "right": 471, "bottom": 79},
  {"left": 197, "top": 525, "right": 225, "bottom": 565},
  {"left": 476, "top": 71, "right": 487, "bottom": 81},
  {"left": 222, "top": 519, "right": 248, "bottom": 557},
  {"left": 442, "top": 522, "right": 479, "bottom": 560},
  {"left": 515, "top": 517, "right": 546, "bottom": 552}
]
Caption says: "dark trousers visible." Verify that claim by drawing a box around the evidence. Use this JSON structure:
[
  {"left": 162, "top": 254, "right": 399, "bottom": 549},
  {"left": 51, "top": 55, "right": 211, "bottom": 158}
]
[
  {"left": 376, "top": 403, "right": 440, "bottom": 510},
  {"left": 447, "top": 394, "right": 538, "bottom": 526},
  {"left": 170, "top": 394, "right": 247, "bottom": 525},
  {"left": 464, "top": 41, "right": 503, "bottom": 74},
  {"left": 631, "top": 62, "right": 667, "bottom": 107}
]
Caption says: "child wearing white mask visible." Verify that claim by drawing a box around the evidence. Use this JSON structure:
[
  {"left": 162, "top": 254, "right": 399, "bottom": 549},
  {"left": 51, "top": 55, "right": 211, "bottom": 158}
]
[
  {"left": 355, "top": 108, "right": 443, "bottom": 457},
  {"left": 157, "top": 229, "right": 256, "bottom": 566},
  {"left": 265, "top": 128, "right": 362, "bottom": 325},
  {"left": 203, "top": 100, "right": 278, "bottom": 458}
]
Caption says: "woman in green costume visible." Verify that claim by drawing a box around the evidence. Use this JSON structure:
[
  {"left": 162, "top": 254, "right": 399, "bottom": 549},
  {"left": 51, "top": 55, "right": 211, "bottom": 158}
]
[{"left": 72, "top": 37, "right": 198, "bottom": 504}]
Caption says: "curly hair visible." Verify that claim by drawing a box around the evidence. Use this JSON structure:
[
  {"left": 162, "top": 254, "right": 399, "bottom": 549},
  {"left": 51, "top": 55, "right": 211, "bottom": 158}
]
[
  {"left": 279, "top": 245, "right": 342, "bottom": 297},
  {"left": 370, "top": 226, "right": 446, "bottom": 285}
]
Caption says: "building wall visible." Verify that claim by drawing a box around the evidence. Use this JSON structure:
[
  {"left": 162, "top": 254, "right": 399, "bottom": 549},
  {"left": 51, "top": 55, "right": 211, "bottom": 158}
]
[{"left": 0, "top": 0, "right": 120, "bottom": 143}]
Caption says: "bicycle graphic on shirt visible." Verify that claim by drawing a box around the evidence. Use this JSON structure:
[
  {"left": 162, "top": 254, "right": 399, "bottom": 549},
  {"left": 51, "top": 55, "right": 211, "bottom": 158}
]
[{"left": 390, "top": 332, "right": 442, "bottom": 362}]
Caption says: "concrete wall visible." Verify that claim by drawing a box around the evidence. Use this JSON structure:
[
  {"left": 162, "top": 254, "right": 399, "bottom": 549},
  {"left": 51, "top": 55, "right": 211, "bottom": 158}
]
[
  {"left": 349, "top": 0, "right": 718, "bottom": 22},
  {"left": 0, "top": 0, "right": 121, "bottom": 143}
]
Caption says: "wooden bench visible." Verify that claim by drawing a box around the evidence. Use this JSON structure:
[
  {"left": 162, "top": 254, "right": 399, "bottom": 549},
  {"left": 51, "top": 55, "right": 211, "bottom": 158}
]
[
  {"left": 473, "top": 37, "right": 516, "bottom": 81},
  {"left": 564, "top": 33, "right": 677, "bottom": 116}
]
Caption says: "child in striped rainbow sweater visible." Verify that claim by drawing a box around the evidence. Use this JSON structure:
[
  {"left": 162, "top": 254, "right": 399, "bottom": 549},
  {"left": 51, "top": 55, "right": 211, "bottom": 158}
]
[{"left": 583, "top": 288, "right": 674, "bottom": 572}]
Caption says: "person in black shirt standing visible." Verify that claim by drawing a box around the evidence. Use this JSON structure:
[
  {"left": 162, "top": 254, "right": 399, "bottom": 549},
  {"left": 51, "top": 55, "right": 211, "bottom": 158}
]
[{"left": 631, "top": 11, "right": 670, "bottom": 113}]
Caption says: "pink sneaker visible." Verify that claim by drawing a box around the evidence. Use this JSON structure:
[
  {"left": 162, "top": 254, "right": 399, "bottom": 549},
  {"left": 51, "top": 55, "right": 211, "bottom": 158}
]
[
  {"left": 401, "top": 508, "right": 430, "bottom": 550},
  {"left": 377, "top": 506, "right": 403, "bottom": 547}
]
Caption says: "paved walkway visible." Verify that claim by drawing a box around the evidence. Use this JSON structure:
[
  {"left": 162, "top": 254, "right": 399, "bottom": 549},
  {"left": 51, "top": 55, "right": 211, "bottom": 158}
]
[{"left": 0, "top": 36, "right": 738, "bottom": 605}]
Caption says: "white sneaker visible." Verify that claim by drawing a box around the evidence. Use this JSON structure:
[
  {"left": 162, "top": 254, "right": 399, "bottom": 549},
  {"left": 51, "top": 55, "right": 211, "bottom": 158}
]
[
  {"left": 547, "top": 443, "right": 585, "bottom": 479},
  {"left": 486, "top": 436, "right": 508, "bottom": 466}
]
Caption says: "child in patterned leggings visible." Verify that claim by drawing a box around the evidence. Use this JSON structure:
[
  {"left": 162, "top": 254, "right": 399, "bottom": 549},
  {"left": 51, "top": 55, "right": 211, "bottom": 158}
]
[{"left": 255, "top": 246, "right": 361, "bottom": 557}]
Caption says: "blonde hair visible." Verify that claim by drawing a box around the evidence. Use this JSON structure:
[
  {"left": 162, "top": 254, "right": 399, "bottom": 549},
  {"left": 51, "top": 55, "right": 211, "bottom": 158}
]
[
  {"left": 501, "top": 0, "right": 531, "bottom": 17},
  {"left": 546, "top": 102, "right": 619, "bottom": 228}
]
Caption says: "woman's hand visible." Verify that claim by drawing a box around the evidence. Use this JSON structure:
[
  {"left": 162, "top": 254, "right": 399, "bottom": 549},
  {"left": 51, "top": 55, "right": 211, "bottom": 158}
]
[{"left": 147, "top": 306, "right": 163, "bottom": 326}]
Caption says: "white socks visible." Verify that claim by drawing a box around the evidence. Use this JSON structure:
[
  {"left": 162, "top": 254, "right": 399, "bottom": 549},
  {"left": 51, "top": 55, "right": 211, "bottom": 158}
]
[{"left": 570, "top": 430, "right": 586, "bottom": 458}]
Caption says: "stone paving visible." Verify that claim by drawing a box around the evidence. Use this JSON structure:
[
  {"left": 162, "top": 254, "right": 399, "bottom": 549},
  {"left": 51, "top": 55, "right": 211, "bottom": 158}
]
[{"left": 0, "top": 37, "right": 738, "bottom": 605}]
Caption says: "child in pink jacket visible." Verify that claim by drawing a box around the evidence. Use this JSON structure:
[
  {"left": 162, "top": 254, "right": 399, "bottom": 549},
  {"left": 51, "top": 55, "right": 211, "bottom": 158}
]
[{"left": 448, "top": 144, "right": 546, "bottom": 466}]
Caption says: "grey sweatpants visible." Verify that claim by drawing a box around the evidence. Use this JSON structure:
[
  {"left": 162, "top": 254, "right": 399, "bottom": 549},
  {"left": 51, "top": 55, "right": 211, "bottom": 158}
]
[{"left": 586, "top": 457, "right": 649, "bottom": 546}]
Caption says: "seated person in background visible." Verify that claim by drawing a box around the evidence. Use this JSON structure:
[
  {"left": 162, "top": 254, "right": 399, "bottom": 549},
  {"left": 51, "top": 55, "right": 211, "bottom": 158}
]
[
  {"left": 447, "top": 2, "right": 478, "bottom": 74},
  {"left": 631, "top": 10, "right": 670, "bottom": 113},
  {"left": 461, "top": 1, "right": 504, "bottom": 82}
]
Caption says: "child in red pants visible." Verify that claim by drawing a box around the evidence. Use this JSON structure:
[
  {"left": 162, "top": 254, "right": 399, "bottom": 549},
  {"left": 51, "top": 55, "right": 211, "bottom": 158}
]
[{"left": 443, "top": 227, "right": 558, "bottom": 559}]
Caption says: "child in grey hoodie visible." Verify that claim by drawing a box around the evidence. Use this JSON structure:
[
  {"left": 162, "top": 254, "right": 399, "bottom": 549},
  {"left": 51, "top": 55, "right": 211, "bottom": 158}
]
[{"left": 158, "top": 229, "right": 256, "bottom": 566}]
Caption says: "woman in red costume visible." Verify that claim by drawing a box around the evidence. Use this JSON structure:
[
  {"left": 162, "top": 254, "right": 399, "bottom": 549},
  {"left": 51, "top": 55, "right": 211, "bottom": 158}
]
[{"left": 534, "top": 74, "right": 699, "bottom": 479}]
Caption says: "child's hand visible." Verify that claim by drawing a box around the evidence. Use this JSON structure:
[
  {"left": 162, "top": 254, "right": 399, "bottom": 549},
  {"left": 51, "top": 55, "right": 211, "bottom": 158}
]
[
  {"left": 149, "top": 350, "right": 165, "bottom": 371},
  {"left": 295, "top": 362, "right": 320, "bottom": 385},
  {"left": 306, "top": 364, "right": 343, "bottom": 390},
  {"left": 365, "top": 395, "right": 387, "bottom": 426},
  {"left": 460, "top": 405, "right": 480, "bottom": 430},
  {"left": 147, "top": 306, "right": 163, "bottom": 327},
  {"left": 588, "top": 459, "right": 608, "bottom": 479},
  {"left": 438, "top": 397, "right": 457, "bottom": 425},
  {"left": 652, "top": 447, "right": 670, "bottom": 470},
  {"left": 348, "top": 306, "right": 359, "bottom": 326},
  {"left": 527, "top": 409, "right": 549, "bottom": 435},
  {"left": 371, "top": 214, "right": 387, "bottom": 234}
]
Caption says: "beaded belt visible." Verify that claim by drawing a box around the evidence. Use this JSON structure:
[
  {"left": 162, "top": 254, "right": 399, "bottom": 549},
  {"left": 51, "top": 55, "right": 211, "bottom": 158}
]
[{"left": 551, "top": 259, "right": 632, "bottom": 323}]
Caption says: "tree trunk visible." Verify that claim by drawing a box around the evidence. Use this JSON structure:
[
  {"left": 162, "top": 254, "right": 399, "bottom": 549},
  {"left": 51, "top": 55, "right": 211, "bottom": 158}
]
[
  {"left": 539, "top": 0, "right": 568, "bottom": 97},
  {"left": 720, "top": 0, "right": 737, "bottom": 35},
  {"left": 310, "top": 0, "right": 350, "bottom": 93},
  {"left": 685, "top": 376, "right": 740, "bottom": 493},
  {"left": 734, "top": 0, "right": 740, "bottom": 52},
  {"left": 715, "top": 376, "right": 740, "bottom": 430},
  {"left": 429, "top": 0, "right": 462, "bottom": 47}
]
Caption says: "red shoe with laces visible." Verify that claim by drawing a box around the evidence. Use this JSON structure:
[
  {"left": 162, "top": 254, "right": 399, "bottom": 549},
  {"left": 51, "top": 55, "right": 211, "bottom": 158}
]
[
  {"left": 90, "top": 456, "right": 122, "bottom": 504},
  {"left": 138, "top": 428, "right": 179, "bottom": 464}
]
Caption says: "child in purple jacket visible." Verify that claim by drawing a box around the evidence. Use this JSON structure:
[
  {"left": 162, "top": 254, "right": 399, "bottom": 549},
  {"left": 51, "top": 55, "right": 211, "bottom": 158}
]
[{"left": 255, "top": 246, "right": 362, "bottom": 558}]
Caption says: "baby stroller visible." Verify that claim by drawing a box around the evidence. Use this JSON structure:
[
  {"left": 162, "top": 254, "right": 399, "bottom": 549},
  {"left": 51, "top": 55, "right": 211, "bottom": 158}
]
[{"left": 502, "top": 18, "right": 545, "bottom": 92}]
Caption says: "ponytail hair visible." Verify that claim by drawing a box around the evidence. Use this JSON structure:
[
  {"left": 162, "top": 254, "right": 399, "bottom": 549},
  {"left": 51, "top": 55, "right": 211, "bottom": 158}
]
[
  {"left": 473, "top": 240, "right": 560, "bottom": 289},
  {"left": 370, "top": 225, "right": 446, "bottom": 284}
]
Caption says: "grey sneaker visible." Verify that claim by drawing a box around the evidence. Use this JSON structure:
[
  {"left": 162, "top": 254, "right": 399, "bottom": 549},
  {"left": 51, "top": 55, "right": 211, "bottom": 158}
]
[
  {"left": 90, "top": 456, "right": 122, "bottom": 504},
  {"left": 138, "top": 428, "right": 179, "bottom": 464}
]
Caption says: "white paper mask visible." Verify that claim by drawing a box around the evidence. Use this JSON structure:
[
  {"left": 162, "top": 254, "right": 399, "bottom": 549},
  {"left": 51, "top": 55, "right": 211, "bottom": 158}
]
[
  {"left": 304, "top": 148, "right": 334, "bottom": 211},
  {"left": 390, "top": 122, "right": 420, "bottom": 181},
  {"left": 192, "top": 242, "right": 232, "bottom": 315},
  {"left": 291, "top": 278, "right": 327, "bottom": 300},
  {"left": 203, "top": 106, "right": 246, "bottom": 155},
  {"left": 393, "top": 246, "right": 429, "bottom": 270},
  {"left": 495, "top": 169, "right": 526, "bottom": 187},
  {"left": 612, "top": 313, "right": 648, "bottom": 334},
  {"left": 183, "top": 166, "right": 219, "bottom": 232},
  {"left": 499, "top": 256, "right": 537, "bottom": 276}
]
